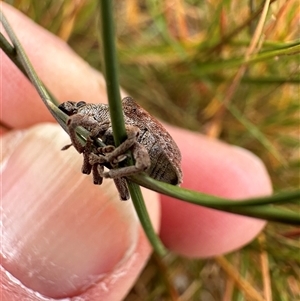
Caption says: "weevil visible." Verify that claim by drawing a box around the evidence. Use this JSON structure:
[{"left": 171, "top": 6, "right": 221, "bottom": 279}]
[{"left": 58, "top": 96, "right": 183, "bottom": 200}]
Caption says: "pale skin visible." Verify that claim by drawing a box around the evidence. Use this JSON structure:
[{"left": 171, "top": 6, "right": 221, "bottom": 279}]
[{"left": 1, "top": 3, "right": 272, "bottom": 301}]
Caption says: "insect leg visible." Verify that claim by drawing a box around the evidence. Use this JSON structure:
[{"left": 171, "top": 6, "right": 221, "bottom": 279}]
[
  {"left": 66, "top": 114, "right": 110, "bottom": 153},
  {"left": 89, "top": 156, "right": 129, "bottom": 199},
  {"left": 113, "top": 178, "right": 130, "bottom": 201},
  {"left": 102, "top": 142, "right": 150, "bottom": 179},
  {"left": 104, "top": 125, "right": 139, "bottom": 163},
  {"left": 92, "top": 164, "right": 103, "bottom": 185}
]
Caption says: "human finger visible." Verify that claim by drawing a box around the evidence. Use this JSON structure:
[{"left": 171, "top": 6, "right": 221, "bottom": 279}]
[{"left": 160, "top": 127, "right": 271, "bottom": 257}]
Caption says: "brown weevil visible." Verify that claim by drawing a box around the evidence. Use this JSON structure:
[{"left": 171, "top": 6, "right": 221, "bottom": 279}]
[{"left": 58, "top": 96, "right": 183, "bottom": 200}]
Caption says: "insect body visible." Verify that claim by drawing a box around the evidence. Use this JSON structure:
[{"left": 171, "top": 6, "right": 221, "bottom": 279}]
[{"left": 58, "top": 97, "right": 183, "bottom": 200}]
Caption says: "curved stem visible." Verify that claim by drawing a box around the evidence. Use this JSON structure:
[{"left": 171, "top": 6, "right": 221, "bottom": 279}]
[{"left": 131, "top": 174, "right": 300, "bottom": 225}]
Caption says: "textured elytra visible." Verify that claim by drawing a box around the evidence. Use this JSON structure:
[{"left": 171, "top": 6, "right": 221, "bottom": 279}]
[{"left": 59, "top": 97, "right": 183, "bottom": 199}]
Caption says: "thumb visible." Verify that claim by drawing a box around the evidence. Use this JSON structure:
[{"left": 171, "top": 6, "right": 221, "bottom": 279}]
[{"left": 1, "top": 123, "right": 160, "bottom": 300}]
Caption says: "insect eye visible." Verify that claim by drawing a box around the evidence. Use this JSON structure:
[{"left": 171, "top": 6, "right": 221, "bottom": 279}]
[{"left": 77, "top": 101, "right": 86, "bottom": 108}]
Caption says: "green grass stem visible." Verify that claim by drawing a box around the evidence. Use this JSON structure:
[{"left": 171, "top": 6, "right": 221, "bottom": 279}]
[{"left": 97, "top": 0, "right": 167, "bottom": 256}]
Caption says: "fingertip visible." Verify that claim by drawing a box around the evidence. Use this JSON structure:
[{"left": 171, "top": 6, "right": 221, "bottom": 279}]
[
  {"left": 160, "top": 126, "right": 270, "bottom": 257},
  {"left": 1, "top": 124, "right": 160, "bottom": 300},
  {"left": 1, "top": 3, "right": 108, "bottom": 129}
]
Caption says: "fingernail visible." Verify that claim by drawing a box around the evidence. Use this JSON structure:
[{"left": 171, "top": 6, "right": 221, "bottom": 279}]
[{"left": 1, "top": 123, "right": 139, "bottom": 298}]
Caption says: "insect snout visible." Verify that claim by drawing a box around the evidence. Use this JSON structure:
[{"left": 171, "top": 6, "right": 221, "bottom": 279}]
[{"left": 58, "top": 101, "right": 86, "bottom": 116}]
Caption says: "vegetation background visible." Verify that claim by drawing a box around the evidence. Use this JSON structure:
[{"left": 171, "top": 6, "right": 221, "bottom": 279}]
[{"left": 3, "top": 0, "right": 299, "bottom": 300}]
